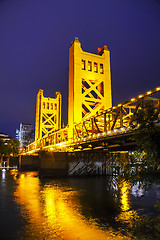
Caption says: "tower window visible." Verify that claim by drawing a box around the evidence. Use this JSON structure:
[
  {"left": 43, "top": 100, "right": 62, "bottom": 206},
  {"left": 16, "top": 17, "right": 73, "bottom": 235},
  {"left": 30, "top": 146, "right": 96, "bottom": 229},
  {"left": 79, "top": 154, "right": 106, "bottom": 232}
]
[
  {"left": 43, "top": 102, "right": 45, "bottom": 109},
  {"left": 55, "top": 104, "right": 57, "bottom": 110},
  {"left": 82, "top": 59, "right": 85, "bottom": 70},
  {"left": 51, "top": 103, "right": 53, "bottom": 110},
  {"left": 100, "top": 63, "right": 103, "bottom": 74},
  {"left": 88, "top": 61, "right": 92, "bottom": 71},
  {"left": 47, "top": 102, "right": 49, "bottom": 109},
  {"left": 94, "top": 62, "right": 98, "bottom": 73}
]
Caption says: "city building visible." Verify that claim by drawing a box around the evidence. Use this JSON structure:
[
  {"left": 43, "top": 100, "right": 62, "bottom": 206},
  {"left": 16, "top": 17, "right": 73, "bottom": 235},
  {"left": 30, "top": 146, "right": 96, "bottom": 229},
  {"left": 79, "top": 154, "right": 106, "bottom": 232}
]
[
  {"left": 16, "top": 123, "right": 34, "bottom": 148},
  {"left": 0, "top": 132, "right": 10, "bottom": 140}
]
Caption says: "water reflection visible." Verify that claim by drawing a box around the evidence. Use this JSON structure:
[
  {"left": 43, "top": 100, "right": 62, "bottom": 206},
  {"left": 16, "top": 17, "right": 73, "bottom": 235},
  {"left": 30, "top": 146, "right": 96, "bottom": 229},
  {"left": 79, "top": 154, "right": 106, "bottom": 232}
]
[
  {"left": 117, "top": 180, "right": 140, "bottom": 228},
  {"left": 14, "top": 172, "right": 130, "bottom": 239},
  {"left": 14, "top": 172, "right": 43, "bottom": 238},
  {"left": 10, "top": 169, "right": 18, "bottom": 180},
  {"left": 2, "top": 169, "right": 6, "bottom": 180},
  {"left": 131, "top": 182, "right": 145, "bottom": 197}
]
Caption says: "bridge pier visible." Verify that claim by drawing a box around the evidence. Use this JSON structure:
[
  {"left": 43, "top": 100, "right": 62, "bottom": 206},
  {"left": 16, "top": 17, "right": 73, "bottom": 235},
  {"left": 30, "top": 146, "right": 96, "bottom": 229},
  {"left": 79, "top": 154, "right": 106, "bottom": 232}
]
[
  {"left": 39, "top": 151, "right": 68, "bottom": 178},
  {"left": 67, "top": 151, "right": 129, "bottom": 176},
  {"left": 19, "top": 155, "right": 39, "bottom": 170},
  {"left": 19, "top": 150, "right": 129, "bottom": 177}
]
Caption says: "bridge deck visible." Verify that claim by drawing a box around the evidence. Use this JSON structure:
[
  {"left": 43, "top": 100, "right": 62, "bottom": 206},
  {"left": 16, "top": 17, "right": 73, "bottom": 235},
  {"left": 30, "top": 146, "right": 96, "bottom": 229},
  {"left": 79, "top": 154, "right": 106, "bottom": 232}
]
[{"left": 24, "top": 86, "right": 160, "bottom": 154}]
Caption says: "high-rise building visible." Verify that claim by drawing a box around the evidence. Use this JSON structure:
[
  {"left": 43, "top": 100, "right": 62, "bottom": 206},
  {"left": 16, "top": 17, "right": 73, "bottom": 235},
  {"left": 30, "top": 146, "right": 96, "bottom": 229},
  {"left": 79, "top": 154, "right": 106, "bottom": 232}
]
[
  {"left": 16, "top": 129, "right": 19, "bottom": 140},
  {"left": 17, "top": 123, "right": 34, "bottom": 148}
]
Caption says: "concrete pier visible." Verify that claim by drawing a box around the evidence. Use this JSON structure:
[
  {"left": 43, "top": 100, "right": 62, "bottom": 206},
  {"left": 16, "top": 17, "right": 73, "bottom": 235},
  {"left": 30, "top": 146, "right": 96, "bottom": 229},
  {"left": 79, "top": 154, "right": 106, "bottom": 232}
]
[
  {"left": 19, "top": 155, "right": 39, "bottom": 170},
  {"left": 39, "top": 151, "right": 68, "bottom": 178}
]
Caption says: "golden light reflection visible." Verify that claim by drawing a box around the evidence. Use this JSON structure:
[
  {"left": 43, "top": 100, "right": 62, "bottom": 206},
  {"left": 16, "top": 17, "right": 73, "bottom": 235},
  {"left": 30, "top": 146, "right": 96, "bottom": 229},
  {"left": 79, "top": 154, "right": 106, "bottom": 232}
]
[
  {"left": 14, "top": 172, "right": 43, "bottom": 232},
  {"left": 13, "top": 172, "right": 131, "bottom": 239},
  {"left": 117, "top": 180, "right": 140, "bottom": 227},
  {"left": 42, "top": 185, "right": 129, "bottom": 240},
  {"left": 10, "top": 169, "right": 18, "bottom": 180}
]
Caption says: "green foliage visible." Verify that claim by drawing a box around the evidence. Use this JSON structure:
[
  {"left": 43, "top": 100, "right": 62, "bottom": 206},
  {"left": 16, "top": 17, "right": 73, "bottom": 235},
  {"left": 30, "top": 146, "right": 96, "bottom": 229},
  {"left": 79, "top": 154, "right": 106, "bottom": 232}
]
[
  {"left": 8, "top": 138, "right": 20, "bottom": 155},
  {"left": 112, "top": 100, "right": 160, "bottom": 239},
  {"left": 0, "top": 139, "right": 5, "bottom": 155},
  {"left": 132, "top": 216, "right": 160, "bottom": 240},
  {"left": 0, "top": 138, "right": 20, "bottom": 157},
  {"left": 132, "top": 100, "right": 160, "bottom": 168}
]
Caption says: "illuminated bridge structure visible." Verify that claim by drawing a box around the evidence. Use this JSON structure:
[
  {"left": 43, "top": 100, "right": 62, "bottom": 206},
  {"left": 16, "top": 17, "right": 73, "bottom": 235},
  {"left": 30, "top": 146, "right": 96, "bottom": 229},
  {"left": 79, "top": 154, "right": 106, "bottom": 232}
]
[
  {"left": 24, "top": 38, "right": 160, "bottom": 155},
  {"left": 25, "top": 86, "right": 160, "bottom": 155},
  {"left": 20, "top": 38, "right": 160, "bottom": 176}
]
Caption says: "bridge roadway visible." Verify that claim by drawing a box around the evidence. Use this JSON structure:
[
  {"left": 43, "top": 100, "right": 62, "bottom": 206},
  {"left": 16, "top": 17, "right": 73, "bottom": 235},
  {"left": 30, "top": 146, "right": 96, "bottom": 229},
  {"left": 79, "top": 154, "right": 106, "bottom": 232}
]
[{"left": 24, "top": 86, "right": 160, "bottom": 155}]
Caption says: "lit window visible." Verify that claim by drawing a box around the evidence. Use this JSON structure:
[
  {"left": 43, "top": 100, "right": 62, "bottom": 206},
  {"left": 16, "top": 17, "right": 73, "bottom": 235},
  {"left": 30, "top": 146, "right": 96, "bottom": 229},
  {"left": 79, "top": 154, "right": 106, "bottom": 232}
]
[
  {"left": 47, "top": 102, "right": 49, "bottom": 109},
  {"left": 88, "top": 61, "right": 92, "bottom": 71},
  {"left": 43, "top": 102, "right": 45, "bottom": 109},
  {"left": 94, "top": 62, "right": 98, "bottom": 73},
  {"left": 82, "top": 59, "right": 85, "bottom": 70},
  {"left": 100, "top": 63, "right": 103, "bottom": 74}
]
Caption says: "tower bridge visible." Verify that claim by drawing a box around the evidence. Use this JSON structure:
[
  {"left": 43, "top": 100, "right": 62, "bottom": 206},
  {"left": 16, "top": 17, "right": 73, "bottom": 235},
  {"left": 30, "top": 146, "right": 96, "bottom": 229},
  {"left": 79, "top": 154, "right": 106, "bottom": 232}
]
[
  {"left": 25, "top": 86, "right": 160, "bottom": 154},
  {"left": 20, "top": 38, "right": 160, "bottom": 177}
]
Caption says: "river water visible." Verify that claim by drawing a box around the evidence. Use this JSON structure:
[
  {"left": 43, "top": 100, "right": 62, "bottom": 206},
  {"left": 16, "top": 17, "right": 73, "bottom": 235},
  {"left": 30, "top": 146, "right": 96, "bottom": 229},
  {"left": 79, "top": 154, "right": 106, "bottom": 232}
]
[{"left": 0, "top": 169, "right": 160, "bottom": 240}]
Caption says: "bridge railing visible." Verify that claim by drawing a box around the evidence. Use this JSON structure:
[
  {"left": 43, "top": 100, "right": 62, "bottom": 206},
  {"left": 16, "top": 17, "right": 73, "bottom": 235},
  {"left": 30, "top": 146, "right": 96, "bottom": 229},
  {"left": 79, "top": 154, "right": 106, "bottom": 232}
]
[
  {"left": 24, "top": 86, "right": 160, "bottom": 154},
  {"left": 73, "top": 86, "right": 160, "bottom": 140},
  {"left": 25, "top": 127, "right": 69, "bottom": 154}
]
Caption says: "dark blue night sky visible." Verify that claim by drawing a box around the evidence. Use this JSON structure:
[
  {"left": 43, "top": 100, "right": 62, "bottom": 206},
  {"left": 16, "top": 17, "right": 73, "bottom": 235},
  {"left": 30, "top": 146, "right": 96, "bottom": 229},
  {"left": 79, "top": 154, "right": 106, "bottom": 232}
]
[{"left": 0, "top": 0, "right": 160, "bottom": 137}]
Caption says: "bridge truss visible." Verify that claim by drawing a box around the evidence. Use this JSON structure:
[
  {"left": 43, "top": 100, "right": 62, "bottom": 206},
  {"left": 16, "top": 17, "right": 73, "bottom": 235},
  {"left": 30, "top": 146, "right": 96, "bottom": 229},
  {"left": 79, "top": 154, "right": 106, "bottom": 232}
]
[{"left": 25, "top": 86, "right": 160, "bottom": 154}]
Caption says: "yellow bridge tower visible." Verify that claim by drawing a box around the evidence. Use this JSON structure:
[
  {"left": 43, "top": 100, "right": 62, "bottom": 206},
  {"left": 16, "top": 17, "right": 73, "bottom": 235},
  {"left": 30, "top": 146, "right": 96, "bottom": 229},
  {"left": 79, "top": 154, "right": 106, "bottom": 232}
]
[
  {"left": 35, "top": 89, "right": 61, "bottom": 145},
  {"left": 68, "top": 37, "right": 112, "bottom": 139}
]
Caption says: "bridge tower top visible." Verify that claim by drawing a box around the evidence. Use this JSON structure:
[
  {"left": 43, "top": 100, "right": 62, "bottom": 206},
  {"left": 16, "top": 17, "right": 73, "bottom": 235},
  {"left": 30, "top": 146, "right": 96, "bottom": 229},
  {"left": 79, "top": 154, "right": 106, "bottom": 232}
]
[
  {"left": 35, "top": 89, "right": 61, "bottom": 143},
  {"left": 68, "top": 37, "right": 112, "bottom": 139}
]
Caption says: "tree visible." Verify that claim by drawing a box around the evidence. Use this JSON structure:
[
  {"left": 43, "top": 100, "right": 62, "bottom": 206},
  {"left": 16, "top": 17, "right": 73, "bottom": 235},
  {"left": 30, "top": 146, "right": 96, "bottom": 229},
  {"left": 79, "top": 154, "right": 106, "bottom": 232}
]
[
  {"left": 132, "top": 100, "right": 160, "bottom": 169},
  {"left": 0, "top": 138, "right": 20, "bottom": 157}
]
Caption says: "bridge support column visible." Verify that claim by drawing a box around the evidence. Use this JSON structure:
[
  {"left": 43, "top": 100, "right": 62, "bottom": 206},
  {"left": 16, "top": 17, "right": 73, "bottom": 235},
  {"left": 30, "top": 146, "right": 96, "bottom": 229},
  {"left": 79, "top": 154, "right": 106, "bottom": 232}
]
[
  {"left": 39, "top": 151, "right": 68, "bottom": 178},
  {"left": 19, "top": 155, "right": 39, "bottom": 170}
]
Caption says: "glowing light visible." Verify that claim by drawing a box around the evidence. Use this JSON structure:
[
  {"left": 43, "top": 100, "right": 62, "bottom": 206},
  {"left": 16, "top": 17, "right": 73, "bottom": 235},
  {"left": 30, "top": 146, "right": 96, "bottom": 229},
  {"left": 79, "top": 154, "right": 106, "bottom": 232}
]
[
  {"left": 156, "top": 87, "right": 160, "bottom": 91},
  {"left": 13, "top": 172, "right": 128, "bottom": 240},
  {"left": 131, "top": 98, "right": 135, "bottom": 102},
  {"left": 147, "top": 91, "right": 151, "bottom": 95},
  {"left": 138, "top": 95, "right": 143, "bottom": 98},
  {"left": 117, "top": 180, "right": 140, "bottom": 227}
]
